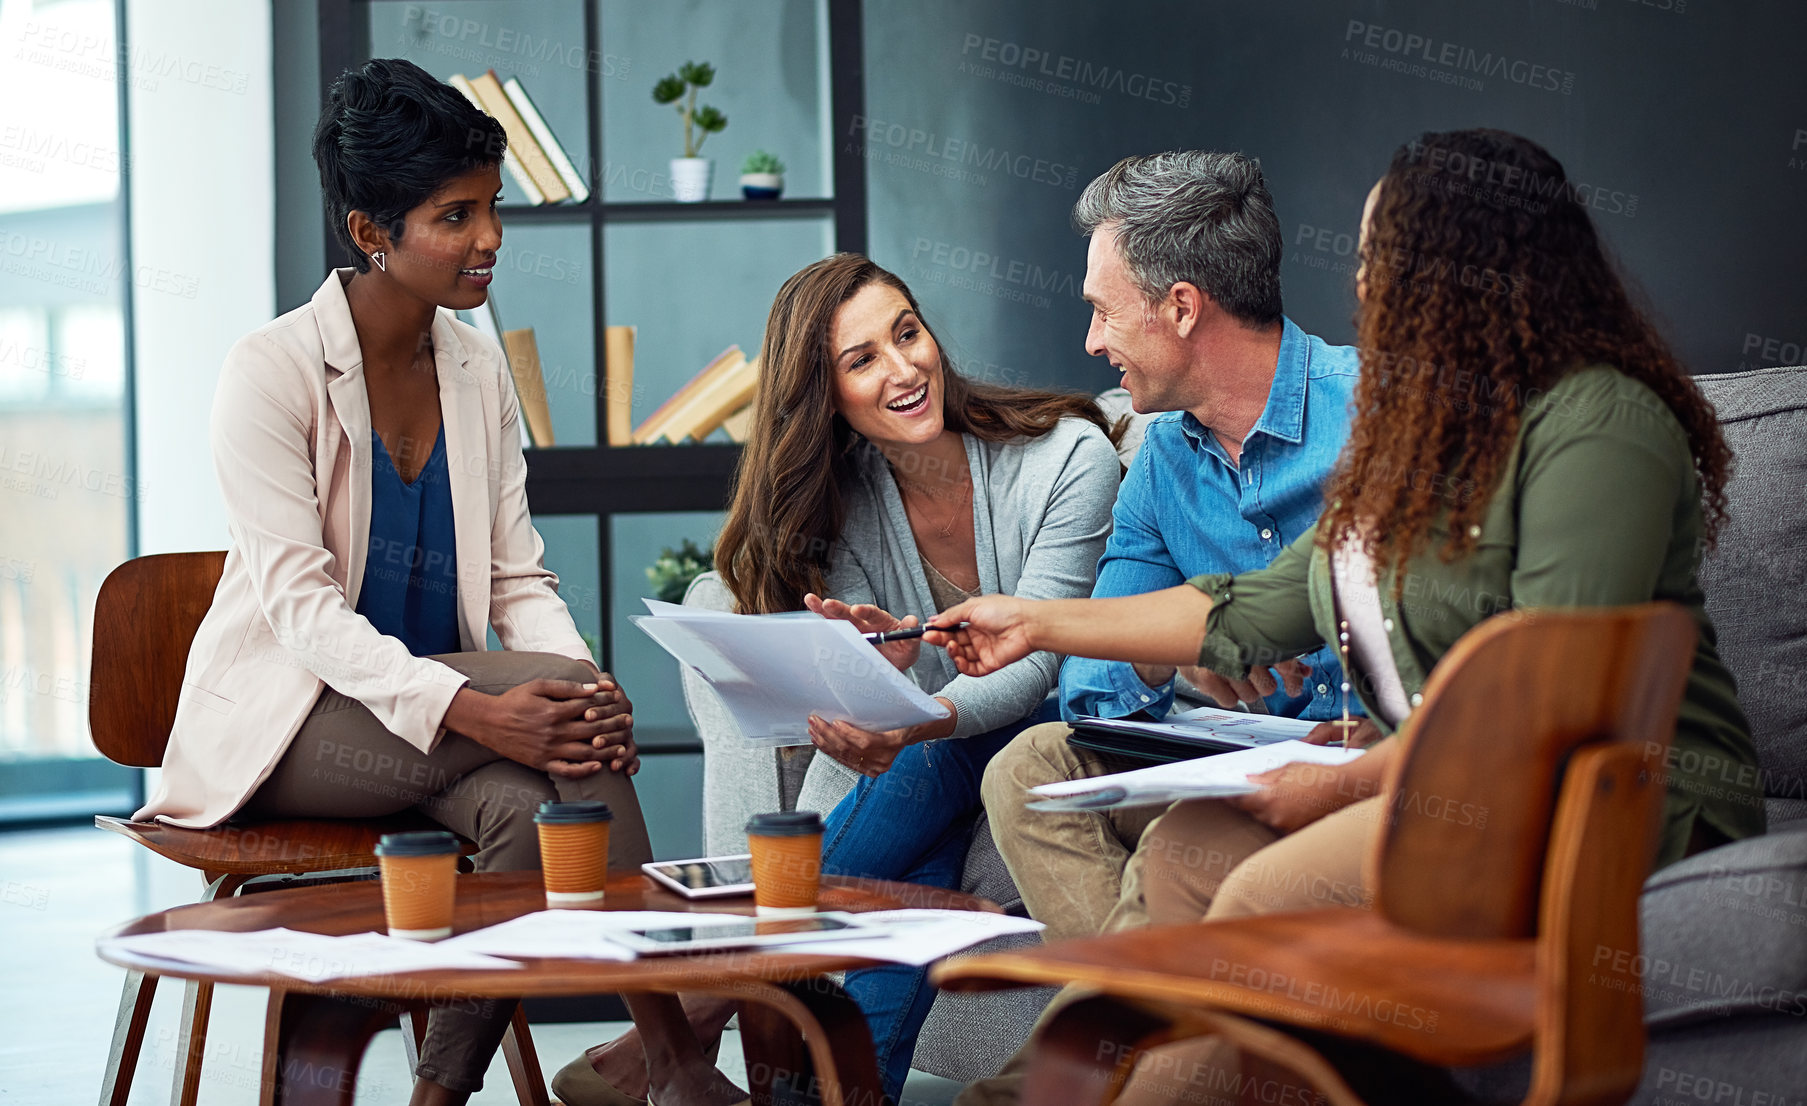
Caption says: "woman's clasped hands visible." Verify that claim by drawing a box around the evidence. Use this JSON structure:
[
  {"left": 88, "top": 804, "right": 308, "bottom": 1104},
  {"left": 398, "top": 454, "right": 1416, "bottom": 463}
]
[{"left": 444, "top": 675, "right": 639, "bottom": 779}]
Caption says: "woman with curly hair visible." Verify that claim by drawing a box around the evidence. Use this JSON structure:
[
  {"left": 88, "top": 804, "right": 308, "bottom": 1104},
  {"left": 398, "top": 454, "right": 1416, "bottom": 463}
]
[{"left": 930, "top": 127, "right": 1764, "bottom": 927}]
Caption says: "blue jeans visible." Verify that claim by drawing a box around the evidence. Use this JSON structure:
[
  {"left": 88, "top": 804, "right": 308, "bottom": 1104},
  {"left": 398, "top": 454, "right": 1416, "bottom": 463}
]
[{"left": 818, "top": 697, "right": 1062, "bottom": 1103}]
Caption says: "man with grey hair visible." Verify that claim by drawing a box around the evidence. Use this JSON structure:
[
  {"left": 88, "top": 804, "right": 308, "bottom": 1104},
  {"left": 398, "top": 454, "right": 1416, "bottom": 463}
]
[{"left": 955, "top": 151, "right": 1362, "bottom": 1105}]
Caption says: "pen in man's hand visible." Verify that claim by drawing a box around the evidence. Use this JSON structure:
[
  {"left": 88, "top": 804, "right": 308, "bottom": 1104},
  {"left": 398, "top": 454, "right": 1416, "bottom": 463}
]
[{"left": 863, "top": 622, "right": 969, "bottom": 644}]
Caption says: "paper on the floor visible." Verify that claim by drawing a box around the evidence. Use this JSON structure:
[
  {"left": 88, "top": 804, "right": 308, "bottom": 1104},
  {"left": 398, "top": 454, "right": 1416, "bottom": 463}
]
[
  {"left": 1027, "top": 739, "right": 1366, "bottom": 811},
  {"left": 772, "top": 909, "right": 1045, "bottom": 966},
  {"left": 99, "top": 927, "right": 523, "bottom": 982}
]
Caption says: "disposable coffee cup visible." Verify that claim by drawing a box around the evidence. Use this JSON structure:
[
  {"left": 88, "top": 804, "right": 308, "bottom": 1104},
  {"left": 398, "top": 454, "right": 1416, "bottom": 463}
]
[
  {"left": 376, "top": 831, "right": 460, "bottom": 940},
  {"left": 536, "top": 800, "right": 612, "bottom": 905},
  {"left": 745, "top": 810, "right": 823, "bottom": 917}
]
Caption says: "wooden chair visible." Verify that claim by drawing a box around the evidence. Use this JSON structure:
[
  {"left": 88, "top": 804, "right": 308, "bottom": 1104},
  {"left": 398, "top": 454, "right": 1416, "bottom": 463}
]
[
  {"left": 933, "top": 603, "right": 1696, "bottom": 1106},
  {"left": 91, "top": 551, "right": 547, "bottom": 1106}
]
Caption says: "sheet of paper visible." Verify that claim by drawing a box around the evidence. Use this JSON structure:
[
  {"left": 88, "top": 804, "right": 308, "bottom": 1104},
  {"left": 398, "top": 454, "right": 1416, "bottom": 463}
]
[
  {"left": 100, "top": 928, "right": 523, "bottom": 982},
  {"left": 775, "top": 909, "right": 1045, "bottom": 966},
  {"left": 438, "top": 909, "right": 785, "bottom": 960},
  {"left": 632, "top": 602, "right": 950, "bottom": 746},
  {"left": 1027, "top": 740, "right": 1365, "bottom": 811}
]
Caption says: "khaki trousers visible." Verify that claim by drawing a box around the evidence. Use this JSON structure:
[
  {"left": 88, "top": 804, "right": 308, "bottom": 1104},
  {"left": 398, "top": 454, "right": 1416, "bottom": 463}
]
[
  {"left": 979, "top": 722, "right": 1167, "bottom": 943},
  {"left": 958, "top": 719, "right": 1379, "bottom": 1106},
  {"left": 241, "top": 650, "right": 653, "bottom": 1094}
]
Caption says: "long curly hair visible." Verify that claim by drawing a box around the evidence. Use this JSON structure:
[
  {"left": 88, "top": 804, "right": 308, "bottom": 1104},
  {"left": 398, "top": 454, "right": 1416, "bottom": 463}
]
[
  {"left": 1318, "top": 128, "right": 1730, "bottom": 578},
  {"left": 716, "top": 253, "right": 1119, "bottom": 614}
]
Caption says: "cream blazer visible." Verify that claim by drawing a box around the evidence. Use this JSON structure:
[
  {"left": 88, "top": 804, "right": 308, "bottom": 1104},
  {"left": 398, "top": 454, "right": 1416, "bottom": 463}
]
[{"left": 135, "top": 270, "right": 591, "bottom": 828}]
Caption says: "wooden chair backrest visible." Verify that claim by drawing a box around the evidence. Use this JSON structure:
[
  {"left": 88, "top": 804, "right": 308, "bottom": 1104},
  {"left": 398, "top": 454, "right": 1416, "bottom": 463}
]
[
  {"left": 1369, "top": 603, "right": 1696, "bottom": 940},
  {"left": 89, "top": 551, "right": 227, "bottom": 767}
]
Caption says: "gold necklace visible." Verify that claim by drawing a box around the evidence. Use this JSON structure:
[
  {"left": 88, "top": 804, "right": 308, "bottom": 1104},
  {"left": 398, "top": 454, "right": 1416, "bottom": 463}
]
[{"left": 901, "top": 476, "right": 972, "bottom": 539}]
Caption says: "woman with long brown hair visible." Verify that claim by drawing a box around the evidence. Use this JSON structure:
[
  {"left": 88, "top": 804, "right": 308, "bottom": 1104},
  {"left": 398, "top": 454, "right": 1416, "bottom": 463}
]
[
  {"left": 553, "top": 253, "right": 1121, "bottom": 1106},
  {"left": 931, "top": 124, "right": 1762, "bottom": 920}
]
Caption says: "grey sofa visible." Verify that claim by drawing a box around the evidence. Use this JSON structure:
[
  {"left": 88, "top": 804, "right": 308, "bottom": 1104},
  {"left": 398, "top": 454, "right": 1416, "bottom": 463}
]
[
  {"left": 1626, "top": 365, "right": 1807, "bottom": 1102},
  {"left": 682, "top": 366, "right": 1807, "bottom": 1093}
]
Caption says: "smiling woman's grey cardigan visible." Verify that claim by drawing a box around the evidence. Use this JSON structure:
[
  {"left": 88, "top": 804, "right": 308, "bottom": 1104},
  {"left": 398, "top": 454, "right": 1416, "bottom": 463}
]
[{"left": 686, "top": 415, "right": 1120, "bottom": 852}]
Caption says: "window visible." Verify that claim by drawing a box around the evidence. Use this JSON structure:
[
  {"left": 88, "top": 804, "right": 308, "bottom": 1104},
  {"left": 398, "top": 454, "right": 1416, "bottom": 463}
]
[{"left": 0, "top": 0, "right": 136, "bottom": 817}]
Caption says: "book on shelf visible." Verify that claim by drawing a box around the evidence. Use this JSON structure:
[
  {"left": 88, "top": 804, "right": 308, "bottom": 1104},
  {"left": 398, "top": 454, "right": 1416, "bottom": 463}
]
[
  {"left": 501, "top": 328, "right": 557, "bottom": 447},
  {"left": 631, "top": 345, "right": 743, "bottom": 444},
  {"left": 502, "top": 77, "right": 589, "bottom": 203},
  {"left": 720, "top": 403, "right": 755, "bottom": 443},
  {"left": 459, "top": 296, "right": 529, "bottom": 449},
  {"left": 447, "top": 73, "right": 543, "bottom": 206},
  {"left": 663, "top": 356, "right": 759, "bottom": 444},
  {"left": 466, "top": 70, "right": 572, "bottom": 204},
  {"left": 604, "top": 325, "right": 636, "bottom": 447}
]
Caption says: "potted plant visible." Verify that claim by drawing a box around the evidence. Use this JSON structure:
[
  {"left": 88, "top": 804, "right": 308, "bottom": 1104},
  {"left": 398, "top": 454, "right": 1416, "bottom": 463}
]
[
  {"left": 653, "top": 61, "right": 727, "bottom": 202},
  {"left": 645, "top": 539, "right": 714, "bottom": 603},
  {"left": 739, "top": 150, "right": 785, "bottom": 200}
]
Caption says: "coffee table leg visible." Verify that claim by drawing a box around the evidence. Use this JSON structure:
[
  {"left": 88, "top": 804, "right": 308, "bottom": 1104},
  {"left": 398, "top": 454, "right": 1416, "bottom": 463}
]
[
  {"left": 259, "top": 988, "right": 407, "bottom": 1106},
  {"left": 735, "top": 977, "right": 883, "bottom": 1106}
]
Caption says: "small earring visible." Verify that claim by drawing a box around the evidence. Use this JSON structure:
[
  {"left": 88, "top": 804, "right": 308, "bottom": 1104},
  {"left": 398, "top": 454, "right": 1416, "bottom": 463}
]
[{"left": 372, "top": 251, "right": 386, "bottom": 273}]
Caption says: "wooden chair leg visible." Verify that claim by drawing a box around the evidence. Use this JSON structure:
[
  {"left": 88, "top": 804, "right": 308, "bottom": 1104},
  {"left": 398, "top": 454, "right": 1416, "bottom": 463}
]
[
  {"left": 735, "top": 976, "right": 884, "bottom": 1106},
  {"left": 260, "top": 988, "right": 402, "bottom": 1106},
  {"left": 1020, "top": 994, "right": 1177, "bottom": 1106},
  {"left": 166, "top": 872, "right": 255, "bottom": 1106},
  {"left": 100, "top": 969, "right": 159, "bottom": 1106},
  {"left": 1138, "top": 1004, "right": 1371, "bottom": 1106},
  {"left": 501, "top": 1003, "right": 550, "bottom": 1106},
  {"left": 169, "top": 978, "right": 214, "bottom": 1106}
]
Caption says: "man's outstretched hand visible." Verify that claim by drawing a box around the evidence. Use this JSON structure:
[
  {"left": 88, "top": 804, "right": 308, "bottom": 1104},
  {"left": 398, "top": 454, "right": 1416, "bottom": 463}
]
[{"left": 921, "top": 595, "right": 1037, "bottom": 676}]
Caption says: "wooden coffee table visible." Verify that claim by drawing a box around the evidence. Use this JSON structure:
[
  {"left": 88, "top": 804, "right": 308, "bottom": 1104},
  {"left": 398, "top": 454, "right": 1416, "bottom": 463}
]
[{"left": 97, "top": 870, "right": 1000, "bottom": 1106}]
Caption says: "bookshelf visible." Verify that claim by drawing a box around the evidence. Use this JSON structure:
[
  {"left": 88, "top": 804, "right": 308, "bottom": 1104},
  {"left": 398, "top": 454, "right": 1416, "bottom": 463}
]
[{"left": 312, "top": 1, "right": 868, "bottom": 752}]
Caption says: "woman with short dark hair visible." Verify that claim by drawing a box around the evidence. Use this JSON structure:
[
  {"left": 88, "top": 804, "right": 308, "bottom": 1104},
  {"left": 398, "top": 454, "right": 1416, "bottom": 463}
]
[{"left": 136, "top": 58, "right": 651, "bottom": 1104}]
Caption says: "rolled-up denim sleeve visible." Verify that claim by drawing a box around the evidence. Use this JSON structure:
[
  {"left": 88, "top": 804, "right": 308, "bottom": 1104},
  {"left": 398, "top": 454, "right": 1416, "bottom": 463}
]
[{"left": 1189, "top": 524, "right": 1322, "bottom": 679}]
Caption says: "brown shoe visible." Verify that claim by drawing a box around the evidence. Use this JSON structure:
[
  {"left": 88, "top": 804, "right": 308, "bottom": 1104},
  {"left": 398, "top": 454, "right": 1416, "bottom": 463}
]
[
  {"left": 549, "top": 1049, "right": 645, "bottom": 1106},
  {"left": 549, "top": 1035, "right": 723, "bottom": 1106}
]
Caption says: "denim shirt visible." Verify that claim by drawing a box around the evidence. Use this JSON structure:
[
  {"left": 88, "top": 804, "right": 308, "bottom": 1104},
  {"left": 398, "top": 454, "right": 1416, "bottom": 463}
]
[{"left": 1059, "top": 317, "right": 1360, "bottom": 723}]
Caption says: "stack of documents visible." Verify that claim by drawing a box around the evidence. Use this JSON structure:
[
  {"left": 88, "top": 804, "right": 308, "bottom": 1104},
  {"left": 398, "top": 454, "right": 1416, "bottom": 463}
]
[
  {"left": 442, "top": 908, "right": 1044, "bottom": 966},
  {"left": 100, "top": 928, "right": 522, "bottom": 981},
  {"left": 439, "top": 910, "right": 681, "bottom": 960},
  {"left": 1028, "top": 739, "right": 1365, "bottom": 811},
  {"left": 632, "top": 600, "right": 950, "bottom": 745},
  {"left": 773, "top": 909, "right": 1044, "bottom": 965}
]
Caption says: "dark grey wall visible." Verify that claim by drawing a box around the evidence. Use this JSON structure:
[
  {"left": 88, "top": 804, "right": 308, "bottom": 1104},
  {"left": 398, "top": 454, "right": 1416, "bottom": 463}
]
[
  {"left": 861, "top": 0, "right": 1807, "bottom": 388},
  {"left": 272, "top": 0, "right": 322, "bottom": 312}
]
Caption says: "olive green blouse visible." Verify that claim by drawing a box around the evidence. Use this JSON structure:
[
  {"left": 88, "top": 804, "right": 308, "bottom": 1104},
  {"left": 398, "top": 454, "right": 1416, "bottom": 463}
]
[{"left": 1188, "top": 366, "right": 1765, "bottom": 868}]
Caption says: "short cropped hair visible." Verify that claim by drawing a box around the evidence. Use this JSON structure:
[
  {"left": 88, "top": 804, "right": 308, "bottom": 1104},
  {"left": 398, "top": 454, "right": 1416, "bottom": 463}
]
[
  {"left": 1072, "top": 151, "right": 1284, "bottom": 326},
  {"left": 312, "top": 58, "right": 506, "bottom": 272}
]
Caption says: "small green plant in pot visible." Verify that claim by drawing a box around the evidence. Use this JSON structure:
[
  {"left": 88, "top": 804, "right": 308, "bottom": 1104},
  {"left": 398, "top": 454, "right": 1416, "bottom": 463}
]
[
  {"left": 739, "top": 150, "right": 785, "bottom": 200},
  {"left": 653, "top": 62, "right": 727, "bottom": 202},
  {"left": 645, "top": 539, "right": 714, "bottom": 604}
]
